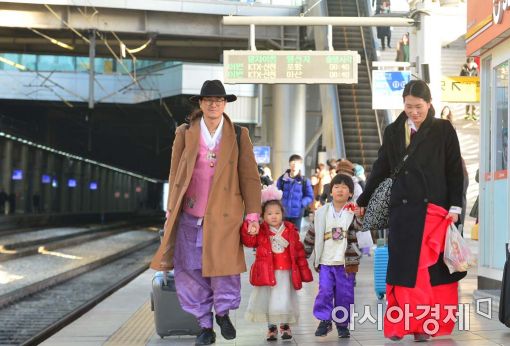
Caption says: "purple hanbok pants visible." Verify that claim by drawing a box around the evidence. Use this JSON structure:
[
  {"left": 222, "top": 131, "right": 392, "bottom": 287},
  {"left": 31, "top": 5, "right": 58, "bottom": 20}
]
[
  {"left": 173, "top": 212, "right": 241, "bottom": 328},
  {"left": 313, "top": 264, "right": 355, "bottom": 327}
]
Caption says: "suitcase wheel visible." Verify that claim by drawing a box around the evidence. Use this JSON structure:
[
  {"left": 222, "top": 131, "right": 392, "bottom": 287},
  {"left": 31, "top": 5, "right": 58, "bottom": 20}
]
[
  {"left": 159, "top": 334, "right": 165, "bottom": 339},
  {"left": 377, "top": 293, "right": 385, "bottom": 300}
]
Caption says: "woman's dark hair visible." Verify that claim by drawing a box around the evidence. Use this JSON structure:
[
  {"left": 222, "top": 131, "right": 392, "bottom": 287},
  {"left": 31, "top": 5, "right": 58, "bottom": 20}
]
[
  {"left": 402, "top": 80, "right": 431, "bottom": 103},
  {"left": 187, "top": 109, "right": 203, "bottom": 123},
  {"left": 330, "top": 173, "right": 354, "bottom": 194},
  {"left": 326, "top": 158, "right": 337, "bottom": 170},
  {"left": 262, "top": 199, "right": 285, "bottom": 217},
  {"left": 402, "top": 79, "right": 435, "bottom": 116},
  {"left": 441, "top": 106, "right": 453, "bottom": 123}
]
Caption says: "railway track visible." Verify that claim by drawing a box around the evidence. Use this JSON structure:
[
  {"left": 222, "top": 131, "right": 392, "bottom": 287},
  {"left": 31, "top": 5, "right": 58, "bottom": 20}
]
[{"left": 0, "top": 233, "right": 159, "bottom": 345}]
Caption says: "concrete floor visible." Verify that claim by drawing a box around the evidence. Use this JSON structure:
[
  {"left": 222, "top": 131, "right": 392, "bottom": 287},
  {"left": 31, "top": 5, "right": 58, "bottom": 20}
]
[{"left": 42, "top": 237, "right": 510, "bottom": 346}]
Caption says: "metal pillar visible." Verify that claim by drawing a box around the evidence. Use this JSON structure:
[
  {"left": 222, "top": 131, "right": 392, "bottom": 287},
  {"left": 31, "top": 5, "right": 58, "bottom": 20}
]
[
  {"left": 2, "top": 140, "right": 13, "bottom": 200},
  {"left": 311, "top": 0, "right": 346, "bottom": 159},
  {"left": 88, "top": 30, "right": 96, "bottom": 109},
  {"left": 31, "top": 149, "right": 43, "bottom": 213},
  {"left": 271, "top": 84, "right": 306, "bottom": 176},
  {"left": 412, "top": 1, "right": 442, "bottom": 111},
  {"left": 19, "top": 145, "right": 29, "bottom": 214}
]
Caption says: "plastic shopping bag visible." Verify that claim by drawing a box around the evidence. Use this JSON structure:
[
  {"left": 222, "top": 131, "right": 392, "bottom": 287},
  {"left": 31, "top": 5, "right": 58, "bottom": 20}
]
[
  {"left": 443, "top": 223, "right": 476, "bottom": 274},
  {"left": 356, "top": 230, "right": 374, "bottom": 249}
]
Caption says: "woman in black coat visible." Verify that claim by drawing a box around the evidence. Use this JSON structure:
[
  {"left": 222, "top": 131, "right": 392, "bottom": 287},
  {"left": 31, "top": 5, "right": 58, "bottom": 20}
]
[{"left": 357, "top": 80, "right": 466, "bottom": 341}]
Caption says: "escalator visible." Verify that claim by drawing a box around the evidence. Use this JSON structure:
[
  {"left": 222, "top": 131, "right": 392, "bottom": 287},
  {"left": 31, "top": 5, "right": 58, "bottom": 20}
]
[{"left": 327, "top": 0, "right": 382, "bottom": 170}]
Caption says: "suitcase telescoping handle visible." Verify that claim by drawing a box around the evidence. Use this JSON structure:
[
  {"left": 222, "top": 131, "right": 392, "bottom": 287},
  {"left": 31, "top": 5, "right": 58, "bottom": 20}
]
[{"left": 158, "top": 228, "right": 169, "bottom": 286}]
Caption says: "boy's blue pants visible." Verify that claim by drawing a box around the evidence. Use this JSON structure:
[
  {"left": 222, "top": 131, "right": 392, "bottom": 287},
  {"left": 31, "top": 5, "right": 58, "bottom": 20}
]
[{"left": 313, "top": 264, "right": 355, "bottom": 327}]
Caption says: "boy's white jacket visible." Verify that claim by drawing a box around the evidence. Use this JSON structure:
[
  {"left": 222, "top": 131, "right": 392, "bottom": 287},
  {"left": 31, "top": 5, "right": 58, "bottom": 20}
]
[{"left": 312, "top": 202, "right": 355, "bottom": 268}]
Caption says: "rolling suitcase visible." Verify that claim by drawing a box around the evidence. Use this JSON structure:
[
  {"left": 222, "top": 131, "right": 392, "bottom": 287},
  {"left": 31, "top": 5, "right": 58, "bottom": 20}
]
[
  {"left": 150, "top": 228, "right": 201, "bottom": 338},
  {"left": 151, "top": 270, "right": 202, "bottom": 338},
  {"left": 373, "top": 237, "right": 389, "bottom": 300}
]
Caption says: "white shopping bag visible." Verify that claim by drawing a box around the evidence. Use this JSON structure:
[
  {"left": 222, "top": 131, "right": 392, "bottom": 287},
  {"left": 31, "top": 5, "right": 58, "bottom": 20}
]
[
  {"left": 443, "top": 223, "right": 476, "bottom": 274},
  {"left": 356, "top": 230, "right": 374, "bottom": 249}
]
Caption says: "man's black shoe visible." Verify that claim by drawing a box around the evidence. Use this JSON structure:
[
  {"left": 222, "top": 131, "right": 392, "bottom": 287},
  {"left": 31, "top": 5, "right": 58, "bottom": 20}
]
[
  {"left": 195, "top": 328, "right": 216, "bottom": 345},
  {"left": 215, "top": 314, "right": 236, "bottom": 340}
]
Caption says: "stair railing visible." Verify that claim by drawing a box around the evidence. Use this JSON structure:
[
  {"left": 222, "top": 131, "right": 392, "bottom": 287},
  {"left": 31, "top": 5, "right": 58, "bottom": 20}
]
[{"left": 356, "top": 0, "right": 383, "bottom": 145}]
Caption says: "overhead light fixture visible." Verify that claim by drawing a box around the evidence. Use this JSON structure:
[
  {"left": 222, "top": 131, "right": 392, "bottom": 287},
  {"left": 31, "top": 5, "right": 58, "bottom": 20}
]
[
  {"left": 0, "top": 56, "right": 26, "bottom": 71},
  {"left": 28, "top": 28, "right": 74, "bottom": 50}
]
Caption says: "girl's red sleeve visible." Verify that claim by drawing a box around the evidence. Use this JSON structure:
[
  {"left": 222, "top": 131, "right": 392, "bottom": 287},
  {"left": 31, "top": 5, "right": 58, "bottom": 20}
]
[{"left": 240, "top": 220, "right": 259, "bottom": 248}]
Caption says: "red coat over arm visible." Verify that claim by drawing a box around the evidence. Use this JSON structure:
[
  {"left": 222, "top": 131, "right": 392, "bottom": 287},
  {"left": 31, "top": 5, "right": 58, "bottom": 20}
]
[{"left": 241, "top": 221, "right": 313, "bottom": 290}]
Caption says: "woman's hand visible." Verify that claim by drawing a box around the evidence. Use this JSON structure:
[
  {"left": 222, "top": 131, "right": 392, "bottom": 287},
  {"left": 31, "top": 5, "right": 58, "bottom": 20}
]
[
  {"left": 247, "top": 221, "right": 260, "bottom": 235},
  {"left": 447, "top": 212, "right": 459, "bottom": 223},
  {"left": 353, "top": 205, "right": 363, "bottom": 218}
]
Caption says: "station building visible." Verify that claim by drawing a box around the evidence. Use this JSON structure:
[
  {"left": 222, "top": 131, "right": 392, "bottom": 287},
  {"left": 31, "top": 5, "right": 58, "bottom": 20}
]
[{"left": 466, "top": 0, "right": 510, "bottom": 289}]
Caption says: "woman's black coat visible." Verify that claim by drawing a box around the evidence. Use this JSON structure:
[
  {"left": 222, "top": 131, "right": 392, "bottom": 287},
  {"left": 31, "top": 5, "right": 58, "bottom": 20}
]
[{"left": 357, "top": 111, "right": 467, "bottom": 287}]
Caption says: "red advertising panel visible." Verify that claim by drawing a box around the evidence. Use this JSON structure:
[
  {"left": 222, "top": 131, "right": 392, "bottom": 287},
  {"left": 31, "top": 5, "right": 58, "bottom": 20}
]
[{"left": 466, "top": 0, "right": 510, "bottom": 55}]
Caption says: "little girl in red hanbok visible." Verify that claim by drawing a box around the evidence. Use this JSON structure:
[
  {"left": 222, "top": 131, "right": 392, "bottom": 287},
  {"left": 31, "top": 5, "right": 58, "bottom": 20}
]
[{"left": 241, "top": 184, "right": 313, "bottom": 341}]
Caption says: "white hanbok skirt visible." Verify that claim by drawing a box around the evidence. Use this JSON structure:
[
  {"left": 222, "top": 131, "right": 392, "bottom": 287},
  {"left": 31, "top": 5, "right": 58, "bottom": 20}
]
[{"left": 245, "top": 270, "right": 299, "bottom": 324}]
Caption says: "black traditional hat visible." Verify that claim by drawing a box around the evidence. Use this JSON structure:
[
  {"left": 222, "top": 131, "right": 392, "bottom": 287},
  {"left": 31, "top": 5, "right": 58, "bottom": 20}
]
[{"left": 189, "top": 80, "right": 237, "bottom": 103}]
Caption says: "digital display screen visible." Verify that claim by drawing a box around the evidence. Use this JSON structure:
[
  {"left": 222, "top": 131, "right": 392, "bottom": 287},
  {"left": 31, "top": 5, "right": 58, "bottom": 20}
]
[
  {"left": 41, "top": 174, "right": 51, "bottom": 184},
  {"left": 68, "top": 179, "right": 77, "bottom": 188},
  {"left": 224, "top": 50, "right": 360, "bottom": 84},
  {"left": 89, "top": 182, "right": 98, "bottom": 190}
]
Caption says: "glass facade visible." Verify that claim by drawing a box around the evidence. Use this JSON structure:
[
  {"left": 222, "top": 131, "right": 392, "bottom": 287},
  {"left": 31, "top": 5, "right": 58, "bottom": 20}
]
[
  {"left": 0, "top": 53, "right": 165, "bottom": 74},
  {"left": 481, "top": 58, "right": 510, "bottom": 270}
]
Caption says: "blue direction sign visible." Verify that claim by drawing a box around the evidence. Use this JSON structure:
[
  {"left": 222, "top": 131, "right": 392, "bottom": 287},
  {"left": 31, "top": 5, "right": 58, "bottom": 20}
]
[{"left": 372, "top": 71, "right": 411, "bottom": 110}]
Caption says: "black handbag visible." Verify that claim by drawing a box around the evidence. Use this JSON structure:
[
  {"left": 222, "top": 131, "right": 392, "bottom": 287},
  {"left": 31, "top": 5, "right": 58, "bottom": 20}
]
[{"left": 361, "top": 143, "right": 418, "bottom": 233}]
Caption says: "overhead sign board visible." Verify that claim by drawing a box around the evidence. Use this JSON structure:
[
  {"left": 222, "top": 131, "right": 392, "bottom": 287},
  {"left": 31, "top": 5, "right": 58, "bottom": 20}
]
[
  {"left": 441, "top": 76, "right": 480, "bottom": 103},
  {"left": 372, "top": 70, "right": 411, "bottom": 109},
  {"left": 224, "top": 50, "right": 360, "bottom": 84}
]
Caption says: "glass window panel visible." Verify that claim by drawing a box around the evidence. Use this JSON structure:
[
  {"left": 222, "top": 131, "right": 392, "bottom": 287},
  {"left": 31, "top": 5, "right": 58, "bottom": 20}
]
[
  {"left": 37, "top": 55, "right": 75, "bottom": 71},
  {"left": 76, "top": 57, "right": 90, "bottom": 72},
  {"left": 117, "top": 59, "right": 133, "bottom": 74},
  {"left": 19, "top": 54, "right": 37, "bottom": 70},
  {"left": 0, "top": 53, "right": 20, "bottom": 71},
  {"left": 495, "top": 61, "right": 508, "bottom": 171}
]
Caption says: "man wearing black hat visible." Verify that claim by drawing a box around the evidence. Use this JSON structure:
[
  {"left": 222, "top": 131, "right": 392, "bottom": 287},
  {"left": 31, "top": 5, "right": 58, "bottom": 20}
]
[{"left": 151, "top": 80, "right": 261, "bottom": 345}]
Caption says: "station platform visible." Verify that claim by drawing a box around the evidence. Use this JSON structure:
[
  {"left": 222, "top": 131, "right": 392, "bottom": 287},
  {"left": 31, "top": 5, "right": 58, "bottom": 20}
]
[{"left": 41, "top": 238, "right": 510, "bottom": 346}]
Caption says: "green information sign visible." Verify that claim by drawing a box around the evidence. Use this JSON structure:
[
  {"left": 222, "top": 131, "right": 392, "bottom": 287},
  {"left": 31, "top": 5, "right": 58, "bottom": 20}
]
[{"left": 224, "top": 50, "right": 361, "bottom": 84}]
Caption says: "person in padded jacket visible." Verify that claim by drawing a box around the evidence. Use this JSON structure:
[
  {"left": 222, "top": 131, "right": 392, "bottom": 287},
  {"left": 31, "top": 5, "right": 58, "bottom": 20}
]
[{"left": 276, "top": 154, "right": 314, "bottom": 232}]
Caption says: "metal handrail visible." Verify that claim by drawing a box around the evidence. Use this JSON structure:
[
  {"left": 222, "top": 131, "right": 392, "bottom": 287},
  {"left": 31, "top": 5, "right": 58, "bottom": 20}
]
[{"left": 356, "top": 0, "right": 383, "bottom": 145}]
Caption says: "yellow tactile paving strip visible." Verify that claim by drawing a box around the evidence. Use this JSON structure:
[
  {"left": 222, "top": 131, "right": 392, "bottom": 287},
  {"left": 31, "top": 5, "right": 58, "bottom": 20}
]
[{"left": 103, "top": 300, "right": 155, "bottom": 346}]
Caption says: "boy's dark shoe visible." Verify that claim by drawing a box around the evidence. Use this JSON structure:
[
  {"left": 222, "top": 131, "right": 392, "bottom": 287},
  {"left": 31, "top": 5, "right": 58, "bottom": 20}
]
[
  {"left": 414, "top": 333, "right": 430, "bottom": 342},
  {"left": 314, "top": 320, "right": 332, "bottom": 336},
  {"left": 215, "top": 314, "right": 236, "bottom": 340},
  {"left": 389, "top": 335, "right": 403, "bottom": 341},
  {"left": 195, "top": 328, "right": 216, "bottom": 345},
  {"left": 337, "top": 325, "right": 350, "bottom": 338},
  {"left": 266, "top": 325, "right": 278, "bottom": 341},
  {"left": 280, "top": 324, "right": 292, "bottom": 340}
]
